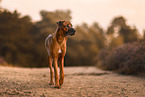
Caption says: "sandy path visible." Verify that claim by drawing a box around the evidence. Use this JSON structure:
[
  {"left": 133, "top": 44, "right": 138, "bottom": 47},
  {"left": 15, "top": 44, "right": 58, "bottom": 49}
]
[{"left": 0, "top": 66, "right": 145, "bottom": 97}]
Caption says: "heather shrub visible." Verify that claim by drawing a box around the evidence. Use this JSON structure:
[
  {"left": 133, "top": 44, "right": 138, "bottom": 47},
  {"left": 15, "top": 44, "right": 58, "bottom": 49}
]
[
  {"left": 0, "top": 57, "right": 8, "bottom": 66},
  {"left": 97, "top": 42, "right": 145, "bottom": 75},
  {"left": 97, "top": 49, "right": 112, "bottom": 69}
]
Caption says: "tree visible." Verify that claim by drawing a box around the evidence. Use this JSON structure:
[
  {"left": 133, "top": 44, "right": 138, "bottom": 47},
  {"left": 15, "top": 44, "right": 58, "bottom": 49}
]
[
  {"left": 143, "top": 30, "right": 145, "bottom": 40},
  {"left": 106, "top": 16, "right": 140, "bottom": 48},
  {"left": 0, "top": 9, "right": 34, "bottom": 66},
  {"left": 36, "top": 10, "right": 71, "bottom": 35},
  {"left": 65, "top": 22, "right": 106, "bottom": 66}
]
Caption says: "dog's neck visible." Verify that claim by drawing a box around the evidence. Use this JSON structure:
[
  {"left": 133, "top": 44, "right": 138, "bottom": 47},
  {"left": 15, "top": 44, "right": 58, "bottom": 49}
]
[{"left": 55, "top": 28, "right": 67, "bottom": 45}]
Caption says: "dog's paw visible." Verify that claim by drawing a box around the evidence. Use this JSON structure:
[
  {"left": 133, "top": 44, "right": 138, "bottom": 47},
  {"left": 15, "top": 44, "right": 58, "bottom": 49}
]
[
  {"left": 55, "top": 85, "right": 61, "bottom": 89},
  {"left": 59, "top": 79, "right": 64, "bottom": 86},
  {"left": 49, "top": 82, "right": 54, "bottom": 85}
]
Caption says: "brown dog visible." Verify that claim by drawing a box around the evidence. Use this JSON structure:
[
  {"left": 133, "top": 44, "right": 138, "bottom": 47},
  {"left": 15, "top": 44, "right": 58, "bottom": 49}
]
[{"left": 45, "top": 21, "right": 76, "bottom": 88}]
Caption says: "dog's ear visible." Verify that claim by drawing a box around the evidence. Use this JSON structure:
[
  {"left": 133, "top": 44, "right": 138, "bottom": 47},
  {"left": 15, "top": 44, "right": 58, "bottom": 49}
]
[
  {"left": 68, "top": 21, "right": 72, "bottom": 27},
  {"left": 57, "top": 21, "right": 65, "bottom": 26}
]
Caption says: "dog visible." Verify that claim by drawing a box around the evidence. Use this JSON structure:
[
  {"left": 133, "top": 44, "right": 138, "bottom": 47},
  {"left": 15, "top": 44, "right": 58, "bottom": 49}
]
[{"left": 45, "top": 21, "right": 76, "bottom": 88}]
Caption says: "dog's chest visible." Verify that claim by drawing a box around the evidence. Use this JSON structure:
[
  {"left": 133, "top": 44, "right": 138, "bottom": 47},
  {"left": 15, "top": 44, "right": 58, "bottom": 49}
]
[
  {"left": 58, "top": 49, "right": 62, "bottom": 53},
  {"left": 57, "top": 42, "right": 65, "bottom": 54}
]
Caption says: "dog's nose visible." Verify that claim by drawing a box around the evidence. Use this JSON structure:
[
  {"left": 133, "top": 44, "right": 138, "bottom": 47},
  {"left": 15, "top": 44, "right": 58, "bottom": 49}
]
[
  {"left": 73, "top": 29, "right": 76, "bottom": 32},
  {"left": 71, "top": 28, "right": 76, "bottom": 32},
  {"left": 66, "top": 28, "right": 76, "bottom": 36}
]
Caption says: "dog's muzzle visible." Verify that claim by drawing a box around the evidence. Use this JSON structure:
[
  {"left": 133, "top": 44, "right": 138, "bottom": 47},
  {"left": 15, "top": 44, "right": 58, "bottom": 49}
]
[{"left": 66, "top": 28, "right": 76, "bottom": 36}]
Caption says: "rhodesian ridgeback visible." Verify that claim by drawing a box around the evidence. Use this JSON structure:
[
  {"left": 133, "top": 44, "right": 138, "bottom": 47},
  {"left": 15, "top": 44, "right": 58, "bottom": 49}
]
[{"left": 45, "top": 21, "right": 76, "bottom": 88}]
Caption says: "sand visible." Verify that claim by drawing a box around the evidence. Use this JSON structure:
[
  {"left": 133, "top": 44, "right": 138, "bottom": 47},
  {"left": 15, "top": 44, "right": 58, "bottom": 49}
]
[{"left": 0, "top": 66, "right": 145, "bottom": 97}]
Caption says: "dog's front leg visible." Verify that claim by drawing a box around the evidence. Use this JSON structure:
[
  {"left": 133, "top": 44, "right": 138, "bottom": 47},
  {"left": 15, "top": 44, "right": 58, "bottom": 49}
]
[
  {"left": 54, "top": 58, "right": 60, "bottom": 88},
  {"left": 58, "top": 57, "right": 64, "bottom": 86}
]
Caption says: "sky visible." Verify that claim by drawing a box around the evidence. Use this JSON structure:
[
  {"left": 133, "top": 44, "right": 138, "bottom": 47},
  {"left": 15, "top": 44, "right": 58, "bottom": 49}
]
[{"left": 1, "top": 0, "right": 145, "bottom": 34}]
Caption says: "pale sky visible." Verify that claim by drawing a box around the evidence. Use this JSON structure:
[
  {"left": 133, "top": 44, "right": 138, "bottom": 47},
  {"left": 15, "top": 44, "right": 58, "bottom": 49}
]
[{"left": 1, "top": 0, "right": 145, "bottom": 33}]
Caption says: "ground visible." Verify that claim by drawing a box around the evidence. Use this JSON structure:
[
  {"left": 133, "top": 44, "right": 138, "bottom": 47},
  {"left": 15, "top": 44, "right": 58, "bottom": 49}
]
[{"left": 0, "top": 66, "right": 145, "bottom": 97}]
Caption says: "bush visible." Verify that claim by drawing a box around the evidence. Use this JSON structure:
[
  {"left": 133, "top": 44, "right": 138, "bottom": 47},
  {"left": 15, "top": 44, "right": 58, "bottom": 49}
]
[
  {"left": 0, "top": 57, "right": 8, "bottom": 66},
  {"left": 97, "top": 42, "right": 145, "bottom": 75}
]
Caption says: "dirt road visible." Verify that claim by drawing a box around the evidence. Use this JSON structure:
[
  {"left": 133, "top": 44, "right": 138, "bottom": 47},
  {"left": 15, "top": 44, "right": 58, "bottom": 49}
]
[{"left": 0, "top": 66, "right": 145, "bottom": 97}]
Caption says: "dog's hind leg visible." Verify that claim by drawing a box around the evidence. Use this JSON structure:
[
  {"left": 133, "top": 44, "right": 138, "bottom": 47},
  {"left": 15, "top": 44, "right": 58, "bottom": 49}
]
[
  {"left": 58, "top": 57, "right": 64, "bottom": 86},
  {"left": 48, "top": 56, "right": 54, "bottom": 85}
]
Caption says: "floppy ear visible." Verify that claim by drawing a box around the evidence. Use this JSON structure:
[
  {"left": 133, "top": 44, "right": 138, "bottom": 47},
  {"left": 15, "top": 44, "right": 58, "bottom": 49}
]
[{"left": 56, "top": 21, "right": 65, "bottom": 26}]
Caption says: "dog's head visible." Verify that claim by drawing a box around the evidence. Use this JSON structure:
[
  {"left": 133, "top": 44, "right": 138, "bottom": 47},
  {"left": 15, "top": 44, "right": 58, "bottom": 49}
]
[{"left": 57, "top": 21, "right": 76, "bottom": 36}]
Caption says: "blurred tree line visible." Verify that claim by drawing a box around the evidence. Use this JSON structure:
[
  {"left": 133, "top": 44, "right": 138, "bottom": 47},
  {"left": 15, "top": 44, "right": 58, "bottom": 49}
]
[{"left": 0, "top": 6, "right": 144, "bottom": 67}]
